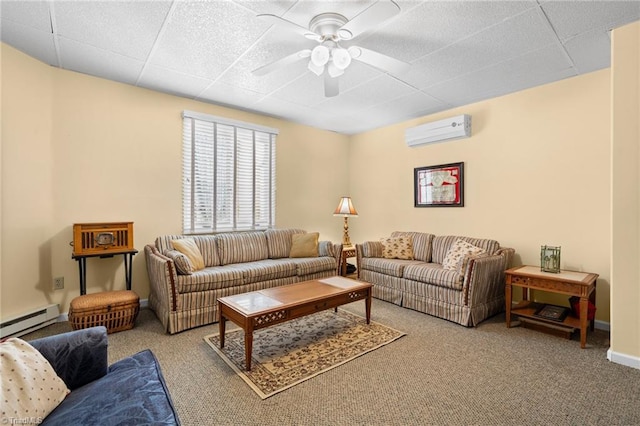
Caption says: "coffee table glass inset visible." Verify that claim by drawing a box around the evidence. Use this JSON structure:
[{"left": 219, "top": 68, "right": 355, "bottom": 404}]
[{"left": 217, "top": 276, "right": 372, "bottom": 371}]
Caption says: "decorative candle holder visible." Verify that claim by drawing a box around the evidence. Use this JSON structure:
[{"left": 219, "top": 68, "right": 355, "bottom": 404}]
[{"left": 540, "top": 245, "right": 561, "bottom": 273}]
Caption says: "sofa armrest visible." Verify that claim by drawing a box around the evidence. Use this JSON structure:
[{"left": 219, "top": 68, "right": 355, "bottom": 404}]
[
  {"left": 495, "top": 247, "right": 515, "bottom": 270},
  {"left": 462, "top": 255, "right": 508, "bottom": 308},
  {"left": 29, "top": 326, "right": 108, "bottom": 391},
  {"left": 145, "top": 245, "right": 180, "bottom": 332},
  {"left": 356, "top": 242, "right": 384, "bottom": 279}
]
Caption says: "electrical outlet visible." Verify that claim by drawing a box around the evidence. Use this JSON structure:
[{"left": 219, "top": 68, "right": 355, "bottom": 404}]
[{"left": 53, "top": 276, "right": 64, "bottom": 290}]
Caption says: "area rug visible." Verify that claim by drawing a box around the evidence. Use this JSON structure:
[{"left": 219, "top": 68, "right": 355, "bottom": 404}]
[{"left": 203, "top": 309, "right": 405, "bottom": 399}]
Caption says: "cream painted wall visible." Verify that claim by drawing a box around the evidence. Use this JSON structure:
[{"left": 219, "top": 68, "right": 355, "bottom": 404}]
[
  {"left": 1, "top": 43, "right": 55, "bottom": 319},
  {"left": 610, "top": 21, "right": 640, "bottom": 363},
  {"left": 1, "top": 43, "right": 348, "bottom": 318},
  {"left": 349, "top": 70, "right": 612, "bottom": 321}
]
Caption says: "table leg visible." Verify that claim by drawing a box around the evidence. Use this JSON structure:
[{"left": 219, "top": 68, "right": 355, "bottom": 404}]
[
  {"left": 244, "top": 326, "right": 254, "bottom": 371},
  {"left": 580, "top": 297, "right": 588, "bottom": 349},
  {"left": 589, "top": 284, "right": 597, "bottom": 332},
  {"left": 365, "top": 289, "right": 372, "bottom": 324},
  {"left": 505, "top": 282, "right": 512, "bottom": 328},
  {"left": 78, "top": 258, "right": 87, "bottom": 295},
  {"left": 219, "top": 311, "right": 226, "bottom": 349},
  {"left": 124, "top": 253, "right": 132, "bottom": 291}
]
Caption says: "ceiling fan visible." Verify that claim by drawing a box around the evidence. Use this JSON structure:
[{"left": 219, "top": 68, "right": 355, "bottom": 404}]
[{"left": 252, "top": 0, "right": 411, "bottom": 97}]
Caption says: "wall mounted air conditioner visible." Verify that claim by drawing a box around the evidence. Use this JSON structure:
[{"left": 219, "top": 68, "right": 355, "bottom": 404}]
[{"left": 405, "top": 114, "right": 472, "bottom": 147}]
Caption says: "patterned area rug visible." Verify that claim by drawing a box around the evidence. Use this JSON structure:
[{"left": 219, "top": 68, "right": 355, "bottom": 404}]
[{"left": 204, "top": 309, "right": 406, "bottom": 399}]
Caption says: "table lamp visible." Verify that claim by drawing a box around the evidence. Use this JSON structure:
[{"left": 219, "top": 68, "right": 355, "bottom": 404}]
[{"left": 333, "top": 196, "right": 358, "bottom": 247}]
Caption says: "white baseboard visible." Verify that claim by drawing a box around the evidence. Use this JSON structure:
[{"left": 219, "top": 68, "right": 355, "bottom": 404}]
[
  {"left": 607, "top": 348, "right": 640, "bottom": 370},
  {"left": 594, "top": 319, "right": 610, "bottom": 331},
  {"left": 56, "top": 298, "right": 149, "bottom": 323}
]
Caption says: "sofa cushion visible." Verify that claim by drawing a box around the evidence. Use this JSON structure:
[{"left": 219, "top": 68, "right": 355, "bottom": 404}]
[
  {"left": 265, "top": 228, "right": 305, "bottom": 259},
  {"left": 318, "top": 241, "right": 336, "bottom": 258},
  {"left": 217, "top": 232, "right": 269, "bottom": 265},
  {"left": 432, "top": 235, "right": 500, "bottom": 264},
  {"left": 288, "top": 256, "right": 337, "bottom": 276},
  {"left": 381, "top": 236, "right": 414, "bottom": 260},
  {"left": 360, "top": 257, "right": 422, "bottom": 278},
  {"left": 290, "top": 232, "right": 319, "bottom": 258},
  {"left": 190, "top": 236, "right": 221, "bottom": 267},
  {"left": 29, "top": 327, "right": 108, "bottom": 391},
  {"left": 155, "top": 235, "right": 184, "bottom": 255},
  {"left": 442, "top": 239, "right": 486, "bottom": 272},
  {"left": 171, "top": 238, "right": 205, "bottom": 271},
  {"left": 43, "top": 350, "right": 180, "bottom": 425},
  {"left": 1, "top": 338, "right": 70, "bottom": 422},
  {"left": 391, "top": 232, "right": 435, "bottom": 262},
  {"left": 234, "top": 259, "right": 298, "bottom": 284},
  {"left": 403, "top": 263, "right": 464, "bottom": 290},
  {"left": 165, "top": 250, "right": 194, "bottom": 275},
  {"left": 156, "top": 235, "right": 220, "bottom": 267},
  {"left": 176, "top": 266, "right": 244, "bottom": 293},
  {"left": 360, "top": 241, "right": 383, "bottom": 258}
]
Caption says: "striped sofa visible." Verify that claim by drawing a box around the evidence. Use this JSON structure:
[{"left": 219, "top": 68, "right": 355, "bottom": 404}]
[
  {"left": 145, "top": 229, "right": 342, "bottom": 334},
  {"left": 356, "top": 232, "right": 514, "bottom": 327}
]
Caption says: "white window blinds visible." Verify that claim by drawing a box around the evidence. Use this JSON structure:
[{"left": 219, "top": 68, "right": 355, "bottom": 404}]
[{"left": 182, "top": 110, "right": 277, "bottom": 234}]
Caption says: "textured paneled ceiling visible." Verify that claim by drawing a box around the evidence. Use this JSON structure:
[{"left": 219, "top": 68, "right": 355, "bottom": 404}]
[{"left": 2, "top": 0, "right": 639, "bottom": 134}]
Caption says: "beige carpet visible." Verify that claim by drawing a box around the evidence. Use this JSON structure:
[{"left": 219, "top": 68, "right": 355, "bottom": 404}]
[
  {"left": 21, "top": 300, "right": 640, "bottom": 425},
  {"left": 204, "top": 309, "right": 405, "bottom": 399}
]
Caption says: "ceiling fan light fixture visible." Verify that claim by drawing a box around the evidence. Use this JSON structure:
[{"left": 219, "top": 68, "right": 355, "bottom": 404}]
[
  {"left": 347, "top": 46, "right": 362, "bottom": 59},
  {"left": 308, "top": 60, "right": 325, "bottom": 76},
  {"left": 327, "top": 62, "right": 344, "bottom": 78},
  {"left": 332, "top": 48, "right": 351, "bottom": 70},
  {"left": 310, "top": 45, "right": 330, "bottom": 67},
  {"left": 337, "top": 28, "right": 353, "bottom": 40}
]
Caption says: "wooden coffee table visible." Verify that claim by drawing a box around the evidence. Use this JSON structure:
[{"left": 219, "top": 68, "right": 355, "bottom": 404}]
[{"left": 217, "top": 276, "right": 372, "bottom": 371}]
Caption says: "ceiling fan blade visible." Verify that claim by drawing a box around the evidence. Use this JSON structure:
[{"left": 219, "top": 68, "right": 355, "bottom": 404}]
[
  {"left": 337, "top": 0, "right": 400, "bottom": 40},
  {"left": 324, "top": 73, "right": 339, "bottom": 97},
  {"left": 348, "top": 46, "right": 410, "bottom": 75},
  {"left": 257, "top": 14, "right": 322, "bottom": 41},
  {"left": 252, "top": 49, "right": 311, "bottom": 76}
]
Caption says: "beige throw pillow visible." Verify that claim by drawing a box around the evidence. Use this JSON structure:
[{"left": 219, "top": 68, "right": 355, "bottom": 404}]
[
  {"left": 171, "top": 238, "right": 205, "bottom": 271},
  {"left": 165, "top": 249, "right": 194, "bottom": 275},
  {"left": 442, "top": 239, "right": 486, "bottom": 273},
  {"left": 381, "top": 236, "right": 414, "bottom": 260},
  {"left": 1, "top": 338, "right": 70, "bottom": 421},
  {"left": 289, "top": 232, "right": 319, "bottom": 258}
]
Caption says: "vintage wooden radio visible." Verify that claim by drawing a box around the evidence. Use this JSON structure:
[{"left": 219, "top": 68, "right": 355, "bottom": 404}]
[{"left": 72, "top": 222, "right": 134, "bottom": 256}]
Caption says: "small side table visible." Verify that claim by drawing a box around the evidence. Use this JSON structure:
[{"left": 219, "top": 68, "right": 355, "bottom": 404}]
[
  {"left": 341, "top": 246, "right": 356, "bottom": 276},
  {"left": 72, "top": 249, "right": 138, "bottom": 295},
  {"left": 505, "top": 265, "right": 598, "bottom": 348}
]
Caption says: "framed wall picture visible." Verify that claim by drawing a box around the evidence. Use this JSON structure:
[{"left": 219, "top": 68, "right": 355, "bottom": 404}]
[{"left": 414, "top": 162, "right": 464, "bottom": 207}]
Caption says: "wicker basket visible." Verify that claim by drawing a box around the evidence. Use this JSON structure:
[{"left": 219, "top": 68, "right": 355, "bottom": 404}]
[{"left": 69, "top": 290, "right": 139, "bottom": 334}]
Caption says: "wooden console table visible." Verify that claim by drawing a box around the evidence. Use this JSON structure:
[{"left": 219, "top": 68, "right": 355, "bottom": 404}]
[
  {"left": 505, "top": 265, "right": 598, "bottom": 348},
  {"left": 72, "top": 249, "right": 138, "bottom": 295}
]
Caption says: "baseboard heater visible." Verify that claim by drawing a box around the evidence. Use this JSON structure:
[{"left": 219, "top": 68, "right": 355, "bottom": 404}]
[{"left": 0, "top": 304, "right": 60, "bottom": 338}]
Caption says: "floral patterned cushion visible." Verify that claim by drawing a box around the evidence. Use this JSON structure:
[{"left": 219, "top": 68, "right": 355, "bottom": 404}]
[
  {"left": 442, "top": 238, "right": 486, "bottom": 273},
  {"left": 380, "top": 236, "right": 414, "bottom": 260}
]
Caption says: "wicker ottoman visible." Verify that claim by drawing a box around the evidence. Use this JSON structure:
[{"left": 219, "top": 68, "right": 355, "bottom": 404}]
[{"left": 69, "top": 290, "right": 140, "bottom": 333}]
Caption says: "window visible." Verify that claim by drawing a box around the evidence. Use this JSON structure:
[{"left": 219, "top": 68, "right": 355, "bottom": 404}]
[{"left": 182, "top": 110, "right": 277, "bottom": 234}]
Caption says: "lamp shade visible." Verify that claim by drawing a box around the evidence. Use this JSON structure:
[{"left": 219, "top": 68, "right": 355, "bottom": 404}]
[{"left": 333, "top": 197, "right": 358, "bottom": 217}]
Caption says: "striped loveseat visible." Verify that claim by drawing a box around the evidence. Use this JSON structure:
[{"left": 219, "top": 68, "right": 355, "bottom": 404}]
[
  {"left": 145, "top": 229, "right": 341, "bottom": 334},
  {"left": 356, "top": 232, "right": 514, "bottom": 326}
]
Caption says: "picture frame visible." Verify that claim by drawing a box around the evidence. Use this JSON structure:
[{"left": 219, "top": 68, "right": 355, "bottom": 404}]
[{"left": 414, "top": 162, "right": 464, "bottom": 207}]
